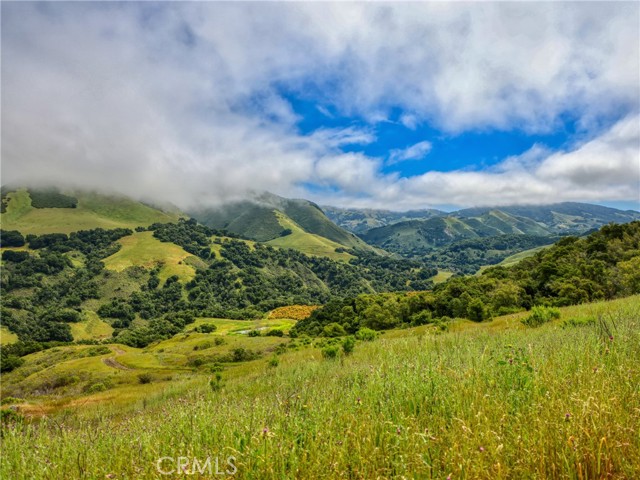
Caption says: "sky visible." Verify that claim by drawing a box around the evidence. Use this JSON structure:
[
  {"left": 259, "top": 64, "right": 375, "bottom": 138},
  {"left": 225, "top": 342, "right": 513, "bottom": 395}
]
[{"left": 2, "top": 2, "right": 639, "bottom": 212}]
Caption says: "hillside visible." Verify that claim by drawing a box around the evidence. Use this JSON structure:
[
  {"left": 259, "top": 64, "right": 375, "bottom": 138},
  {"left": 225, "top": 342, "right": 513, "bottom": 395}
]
[
  {"left": 322, "top": 206, "right": 445, "bottom": 233},
  {"left": 190, "top": 192, "right": 373, "bottom": 252},
  {"left": 1, "top": 295, "right": 638, "bottom": 478},
  {"left": 455, "top": 202, "right": 640, "bottom": 233},
  {"left": 360, "top": 203, "right": 640, "bottom": 257},
  {"left": 295, "top": 221, "right": 640, "bottom": 335},
  {"left": 0, "top": 188, "right": 181, "bottom": 235},
  {"left": 0, "top": 219, "right": 435, "bottom": 353}
]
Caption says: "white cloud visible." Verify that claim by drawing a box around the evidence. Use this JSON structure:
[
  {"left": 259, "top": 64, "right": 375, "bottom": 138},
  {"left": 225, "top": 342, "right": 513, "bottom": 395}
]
[
  {"left": 388, "top": 141, "right": 433, "bottom": 164},
  {"left": 1, "top": 2, "right": 638, "bottom": 210}
]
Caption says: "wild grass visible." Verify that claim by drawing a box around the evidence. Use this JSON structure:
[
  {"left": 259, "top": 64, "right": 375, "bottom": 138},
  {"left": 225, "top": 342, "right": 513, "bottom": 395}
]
[
  {"left": 69, "top": 311, "right": 114, "bottom": 341},
  {"left": 266, "top": 211, "right": 353, "bottom": 261},
  {"left": 430, "top": 269, "right": 454, "bottom": 284},
  {"left": 1, "top": 296, "right": 638, "bottom": 479},
  {"left": 103, "top": 231, "right": 196, "bottom": 285},
  {"left": 1, "top": 189, "right": 179, "bottom": 235}
]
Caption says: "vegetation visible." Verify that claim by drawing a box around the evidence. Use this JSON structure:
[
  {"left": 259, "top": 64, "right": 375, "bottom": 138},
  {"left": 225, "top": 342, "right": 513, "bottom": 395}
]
[
  {"left": 294, "top": 222, "right": 640, "bottom": 335},
  {"left": 0, "top": 189, "right": 180, "bottom": 235},
  {"left": 1, "top": 296, "right": 637, "bottom": 479},
  {"left": 27, "top": 188, "right": 78, "bottom": 209}
]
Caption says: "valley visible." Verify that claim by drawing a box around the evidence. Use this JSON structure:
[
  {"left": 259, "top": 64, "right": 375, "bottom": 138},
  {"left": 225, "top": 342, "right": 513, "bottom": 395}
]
[{"left": 1, "top": 187, "right": 639, "bottom": 479}]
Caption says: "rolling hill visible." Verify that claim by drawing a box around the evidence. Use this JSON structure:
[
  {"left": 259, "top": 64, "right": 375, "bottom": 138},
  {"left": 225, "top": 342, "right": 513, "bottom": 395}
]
[
  {"left": 0, "top": 188, "right": 181, "bottom": 235},
  {"left": 189, "top": 192, "right": 374, "bottom": 252},
  {"left": 322, "top": 206, "right": 445, "bottom": 233},
  {"left": 360, "top": 203, "right": 640, "bottom": 254}
]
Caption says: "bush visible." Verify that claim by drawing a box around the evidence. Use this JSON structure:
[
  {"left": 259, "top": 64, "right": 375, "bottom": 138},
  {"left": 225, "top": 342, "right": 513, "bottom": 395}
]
[
  {"left": 265, "top": 329, "right": 284, "bottom": 337},
  {"left": 0, "top": 230, "right": 25, "bottom": 248},
  {"left": 321, "top": 345, "right": 340, "bottom": 359},
  {"left": 2, "top": 250, "right": 29, "bottom": 263},
  {"left": 137, "top": 373, "right": 153, "bottom": 384},
  {"left": 194, "top": 324, "right": 217, "bottom": 334},
  {"left": 248, "top": 329, "right": 262, "bottom": 337},
  {"left": 193, "top": 341, "right": 213, "bottom": 351},
  {"left": 410, "top": 310, "right": 433, "bottom": 326},
  {"left": 342, "top": 336, "right": 356, "bottom": 355},
  {"left": 522, "top": 306, "right": 561, "bottom": 328},
  {"left": 355, "top": 328, "right": 377, "bottom": 341},
  {"left": 268, "top": 356, "right": 279, "bottom": 368},
  {"left": 85, "top": 383, "right": 108, "bottom": 394},
  {"left": 323, "top": 322, "right": 346, "bottom": 337}
]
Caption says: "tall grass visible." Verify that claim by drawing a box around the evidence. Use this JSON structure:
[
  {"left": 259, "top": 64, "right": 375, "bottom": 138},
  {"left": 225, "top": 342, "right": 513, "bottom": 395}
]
[{"left": 2, "top": 300, "right": 639, "bottom": 479}]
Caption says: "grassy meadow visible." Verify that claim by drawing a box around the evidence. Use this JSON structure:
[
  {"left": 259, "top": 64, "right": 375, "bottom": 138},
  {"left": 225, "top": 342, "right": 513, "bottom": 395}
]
[
  {"left": 1, "top": 189, "right": 180, "bottom": 235},
  {"left": 1, "top": 296, "right": 638, "bottom": 479},
  {"left": 266, "top": 211, "right": 354, "bottom": 261},
  {"left": 103, "top": 231, "right": 202, "bottom": 285}
]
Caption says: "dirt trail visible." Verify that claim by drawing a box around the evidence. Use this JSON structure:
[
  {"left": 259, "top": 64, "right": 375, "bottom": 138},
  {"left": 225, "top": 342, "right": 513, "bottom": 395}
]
[{"left": 101, "top": 346, "right": 132, "bottom": 370}]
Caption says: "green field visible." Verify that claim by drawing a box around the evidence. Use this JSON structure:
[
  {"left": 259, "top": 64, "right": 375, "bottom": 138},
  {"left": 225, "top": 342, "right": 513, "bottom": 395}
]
[
  {"left": 1, "top": 189, "right": 180, "bottom": 235},
  {"left": 69, "top": 311, "right": 114, "bottom": 341},
  {"left": 103, "top": 231, "right": 199, "bottom": 284},
  {"left": 0, "top": 326, "right": 18, "bottom": 345},
  {"left": 2, "top": 296, "right": 638, "bottom": 478},
  {"left": 430, "top": 269, "right": 454, "bottom": 284},
  {"left": 266, "top": 211, "right": 353, "bottom": 261},
  {"left": 498, "top": 244, "right": 549, "bottom": 267}
]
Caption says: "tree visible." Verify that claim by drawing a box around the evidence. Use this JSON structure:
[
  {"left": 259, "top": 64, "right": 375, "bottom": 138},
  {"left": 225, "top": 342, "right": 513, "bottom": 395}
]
[{"left": 467, "top": 298, "right": 486, "bottom": 322}]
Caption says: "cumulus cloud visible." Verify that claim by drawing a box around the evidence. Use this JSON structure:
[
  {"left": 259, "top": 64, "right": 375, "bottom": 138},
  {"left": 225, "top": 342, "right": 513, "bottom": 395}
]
[
  {"left": 1, "top": 2, "right": 638, "bottom": 210},
  {"left": 315, "top": 114, "right": 640, "bottom": 210}
]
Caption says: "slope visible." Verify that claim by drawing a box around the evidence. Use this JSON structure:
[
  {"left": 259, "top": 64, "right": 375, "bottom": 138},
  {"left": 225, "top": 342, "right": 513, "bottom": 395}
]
[
  {"left": 265, "top": 211, "right": 354, "bottom": 261},
  {"left": 1, "top": 188, "right": 181, "bottom": 235},
  {"left": 190, "top": 192, "right": 374, "bottom": 253}
]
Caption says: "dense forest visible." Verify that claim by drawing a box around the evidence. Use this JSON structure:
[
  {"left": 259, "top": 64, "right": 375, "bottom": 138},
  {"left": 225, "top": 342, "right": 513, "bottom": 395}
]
[
  {"left": 0, "top": 219, "right": 435, "bottom": 364},
  {"left": 292, "top": 222, "right": 640, "bottom": 336}
]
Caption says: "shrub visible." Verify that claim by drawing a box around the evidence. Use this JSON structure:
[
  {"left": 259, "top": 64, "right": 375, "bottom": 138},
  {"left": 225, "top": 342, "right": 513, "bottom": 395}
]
[
  {"left": 342, "top": 336, "right": 356, "bottom": 355},
  {"left": 248, "top": 329, "right": 262, "bottom": 337},
  {"left": 209, "top": 373, "right": 223, "bottom": 392},
  {"left": 323, "top": 322, "right": 346, "bottom": 337},
  {"left": 0, "top": 230, "right": 25, "bottom": 248},
  {"left": 410, "top": 310, "right": 433, "bottom": 326},
  {"left": 522, "top": 306, "right": 561, "bottom": 327},
  {"left": 193, "top": 341, "right": 213, "bottom": 351},
  {"left": 265, "top": 329, "right": 284, "bottom": 337},
  {"left": 321, "top": 345, "right": 340, "bottom": 359},
  {"left": 268, "top": 356, "right": 279, "bottom": 368},
  {"left": 0, "top": 397, "right": 24, "bottom": 406},
  {"left": 195, "top": 324, "right": 217, "bottom": 334},
  {"left": 214, "top": 337, "right": 226, "bottom": 346},
  {"left": 355, "top": 328, "right": 377, "bottom": 341},
  {"left": 137, "top": 373, "right": 153, "bottom": 384},
  {"left": 85, "top": 383, "right": 108, "bottom": 394}
]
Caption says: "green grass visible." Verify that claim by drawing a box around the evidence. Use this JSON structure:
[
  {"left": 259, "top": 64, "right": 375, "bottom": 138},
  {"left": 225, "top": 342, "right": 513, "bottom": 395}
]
[
  {"left": 430, "top": 269, "right": 454, "bottom": 284},
  {"left": 2, "top": 296, "right": 639, "bottom": 479},
  {"left": 0, "top": 326, "right": 18, "bottom": 345},
  {"left": 103, "top": 231, "right": 197, "bottom": 284},
  {"left": 1, "top": 189, "right": 180, "bottom": 235},
  {"left": 266, "top": 211, "right": 353, "bottom": 261},
  {"left": 69, "top": 311, "right": 114, "bottom": 341},
  {"left": 498, "top": 244, "right": 549, "bottom": 267}
]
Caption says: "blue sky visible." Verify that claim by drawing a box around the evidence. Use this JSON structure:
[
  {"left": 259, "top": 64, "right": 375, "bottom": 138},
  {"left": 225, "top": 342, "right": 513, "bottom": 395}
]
[{"left": 2, "top": 2, "right": 639, "bottom": 211}]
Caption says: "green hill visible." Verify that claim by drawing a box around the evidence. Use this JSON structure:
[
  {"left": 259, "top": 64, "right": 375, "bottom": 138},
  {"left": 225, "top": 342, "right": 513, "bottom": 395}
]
[
  {"left": 360, "top": 203, "right": 640, "bottom": 256},
  {"left": 190, "top": 192, "right": 374, "bottom": 252},
  {"left": 322, "top": 206, "right": 446, "bottom": 233},
  {"left": 1, "top": 188, "right": 181, "bottom": 235}
]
